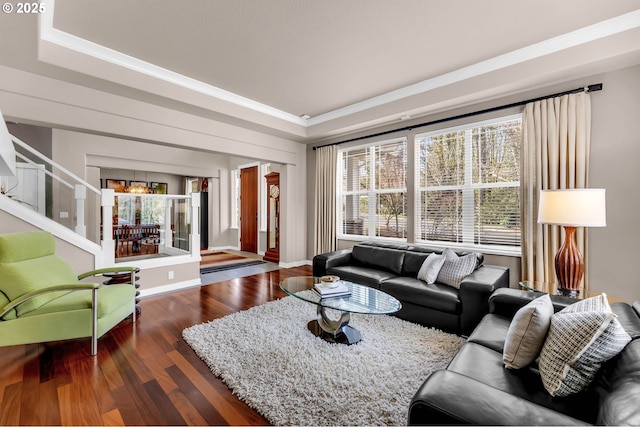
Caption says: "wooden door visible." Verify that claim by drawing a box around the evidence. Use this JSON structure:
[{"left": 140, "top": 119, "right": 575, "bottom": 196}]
[{"left": 240, "top": 166, "right": 258, "bottom": 253}]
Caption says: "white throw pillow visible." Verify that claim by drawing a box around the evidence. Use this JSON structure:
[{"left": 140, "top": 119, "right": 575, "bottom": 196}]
[
  {"left": 417, "top": 253, "right": 445, "bottom": 284},
  {"left": 436, "top": 248, "right": 477, "bottom": 289},
  {"left": 503, "top": 294, "right": 554, "bottom": 369},
  {"left": 539, "top": 294, "right": 632, "bottom": 397}
]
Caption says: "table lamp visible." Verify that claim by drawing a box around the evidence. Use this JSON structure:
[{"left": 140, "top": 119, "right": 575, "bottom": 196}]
[{"left": 537, "top": 189, "right": 606, "bottom": 297}]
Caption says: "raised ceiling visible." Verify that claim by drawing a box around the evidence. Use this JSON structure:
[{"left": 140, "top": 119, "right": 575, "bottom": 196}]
[{"left": 33, "top": 0, "right": 640, "bottom": 141}]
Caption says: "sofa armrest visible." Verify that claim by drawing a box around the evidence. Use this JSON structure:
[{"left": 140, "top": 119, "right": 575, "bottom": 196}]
[
  {"left": 489, "top": 288, "right": 575, "bottom": 319},
  {"left": 408, "top": 370, "right": 589, "bottom": 426},
  {"left": 458, "top": 265, "right": 509, "bottom": 335},
  {"left": 312, "top": 249, "right": 353, "bottom": 276}
]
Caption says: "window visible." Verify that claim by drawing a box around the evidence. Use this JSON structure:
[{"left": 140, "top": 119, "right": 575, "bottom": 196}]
[
  {"left": 415, "top": 115, "right": 521, "bottom": 249},
  {"left": 338, "top": 138, "right": 407, "bottom": 240}
]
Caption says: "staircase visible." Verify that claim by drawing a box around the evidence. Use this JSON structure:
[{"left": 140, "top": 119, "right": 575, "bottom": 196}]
[{"left": 0, "top": 129, "right": 105, "bottom": 267}]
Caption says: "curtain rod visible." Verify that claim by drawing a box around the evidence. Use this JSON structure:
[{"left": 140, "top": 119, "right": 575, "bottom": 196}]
[{"left": 312, "top": 83, "right": 603, "bottom": 151}]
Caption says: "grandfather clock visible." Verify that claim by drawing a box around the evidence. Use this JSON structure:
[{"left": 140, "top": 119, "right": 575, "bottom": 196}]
[{"left": 264, "top": 172, "right": 280, "bottom": 263}]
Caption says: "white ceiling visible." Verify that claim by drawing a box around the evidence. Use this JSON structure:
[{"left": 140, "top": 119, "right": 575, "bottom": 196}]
[{"left": 12, "top": 1, "right": 640, "bottom": 141}]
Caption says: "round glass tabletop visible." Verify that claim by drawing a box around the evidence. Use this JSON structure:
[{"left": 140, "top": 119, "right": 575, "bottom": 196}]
[{"left": 280, "top": 276, "right": 402, "bottom": 315}]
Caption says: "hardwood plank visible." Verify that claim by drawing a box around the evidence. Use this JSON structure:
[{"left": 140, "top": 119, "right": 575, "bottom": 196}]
[
  {"left": 0, "top": 346, "right": 27, "bottom": 407},
  {"left": 0, "top": 382, "right": 22, "bottom": 426},
  {"left": 142, "top": 379, "right": 187, "bottom": 426},
  {"left": 167, "top": 387, "right": 209, "bottom": 426},
  {"left": 101, "top": 408, "right": 125, "bottom": 426},
  {"left": 0, "top": 265, "right": 312, "bottom": 426},
  {"left": 57, "top": 356, "right": 108, "bottom": 426}
]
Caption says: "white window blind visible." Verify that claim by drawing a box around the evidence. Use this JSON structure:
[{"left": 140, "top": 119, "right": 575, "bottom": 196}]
[
  {"left": 338, "top": 138, "right": 407, "bottom": 240},
  {"left": 416, "top": 115, "right": 521, "bottom": 248}
]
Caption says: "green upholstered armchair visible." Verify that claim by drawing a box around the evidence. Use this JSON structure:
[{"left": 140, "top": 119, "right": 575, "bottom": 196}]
[{"left": 0, "top": 231, "right": 137, "bottom": 355}]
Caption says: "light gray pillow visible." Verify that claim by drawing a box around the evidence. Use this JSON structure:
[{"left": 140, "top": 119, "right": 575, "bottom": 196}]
[
  {"left": 417, "top": 253, "right": 445, "bottom": 284},
  {"left": 539, "top": 294, "right": 632, "bottom": 397},
  {"left": 503, "top": 294, "right": 553, "bottom": 369},
  {"left": 436, "top": 248, "right": 477, "bottom": 289}
]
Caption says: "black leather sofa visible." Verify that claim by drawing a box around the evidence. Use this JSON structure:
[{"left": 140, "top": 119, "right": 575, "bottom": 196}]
[
  {"left": 408, "top": 288, "right": 640, "bottom": 425},
  {"left": 312, "top": 242, "right": 509, "bottom": 335}
]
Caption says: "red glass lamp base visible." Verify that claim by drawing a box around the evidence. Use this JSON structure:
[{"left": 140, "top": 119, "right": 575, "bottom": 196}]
[{"left": 555, "top": 226, "right": 584, "bottom": 297}]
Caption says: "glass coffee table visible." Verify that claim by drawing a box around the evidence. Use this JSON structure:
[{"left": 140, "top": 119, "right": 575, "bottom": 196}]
[{"left": 280, "top": 276, "right": 402, "bottom": 345}]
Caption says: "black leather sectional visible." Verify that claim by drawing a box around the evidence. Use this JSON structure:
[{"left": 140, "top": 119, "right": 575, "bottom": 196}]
[
  {"left": 408, "top": 288, "right": 640, "bottom": 425},
  {"left": 312, "top": 241, "right": 509, "bottom": 335}
]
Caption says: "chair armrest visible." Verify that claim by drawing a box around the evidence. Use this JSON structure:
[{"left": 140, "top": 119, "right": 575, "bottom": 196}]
[
  {"left": 78, "top": 266, "right": 138, "bottom": 280},
  {"left": 458, "top": 265, "right": 509, "bottom": 335},
  {"left": 0, "top": 283, "right": 100, "bottom": 319},
  {"left": 408, "top": 370, "right": 589, "bottom": 426},
  {"left": 312, "top": 249, "right": 352, "bottom": 276}
]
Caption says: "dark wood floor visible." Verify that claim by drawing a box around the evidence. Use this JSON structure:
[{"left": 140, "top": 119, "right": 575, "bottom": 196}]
[{"left": 0, "top": 265, "right": 312, "bottom": 426}]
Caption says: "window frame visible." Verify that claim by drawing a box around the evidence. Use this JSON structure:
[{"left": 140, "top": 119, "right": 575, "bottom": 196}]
[
  {"left": 336, "top": 137, "right": 408, "bottom": 242},
  {"left": 414, "top": 114, "right": 522, "bottom": 256}
]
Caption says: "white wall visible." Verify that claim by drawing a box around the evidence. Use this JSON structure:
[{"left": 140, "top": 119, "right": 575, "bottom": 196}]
[{"left": 588, "top": 65, "right": 640, "bottom": 303}]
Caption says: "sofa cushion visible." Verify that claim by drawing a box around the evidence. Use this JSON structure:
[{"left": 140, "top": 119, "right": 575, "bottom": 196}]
[
  {"left": 436, "top": 248, "right": 477, "bottom": 288},
  {"left": 402, "top": 247, "right": 438, "bottom": 276},
  {"left": 447, "top": 342, "right": 599, "bottom": 423},
  {"left": 326, "top": 265, "right": 396, "bottom": 289},
  {"left": 21, "top": 284, "right": 136, "bottom": 319},
  {"left": 0, "top": 254, "right": 77, "bottom": 317},
  {"left": 351, "top": 244, "right": 405, "bottom": 275},
  {"left": 417, "top": 253, "right": 445, "bottom": 284},
  {"left": 0, "top": 231, "right": 79, "bottom": 317},
  {"left": 0, "top": 230, "right": 56, "bottom": 263},
  {"left": 539, "top": 294, "right": 632, "bottom": 397},
  {"left": 503, "top": 294, "right": 554, "bottom": 369},
  {"left": 380, "top": 277, "right": 460, "bottom": 313},
  {"left": 467, "top": 313, "right": 511, "bottom": 353},
  {"left": 595, "top": 339, "right": 640, "bottom": 425}
]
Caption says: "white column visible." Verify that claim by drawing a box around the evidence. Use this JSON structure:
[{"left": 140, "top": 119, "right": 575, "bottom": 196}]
[
  {"left": 191, "top": 192, "right": 200, "bottom": 257},
  {"left": 74, "top": 184, "right": 87, "bottom": 237},
  {"left": 100, "top": 189, "right": 115, "bottom": 268},
  {"left": 163, "top": 199, "right": 173, "bottom": 249}
]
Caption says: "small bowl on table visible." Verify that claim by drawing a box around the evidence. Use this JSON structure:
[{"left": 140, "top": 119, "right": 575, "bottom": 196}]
[{"left": 319, "top": 275, "right": 340, "bottom": 288}]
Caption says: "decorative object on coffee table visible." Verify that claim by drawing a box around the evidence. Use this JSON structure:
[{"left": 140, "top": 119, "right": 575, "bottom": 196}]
[{"left": 537, "top": 189, "right": 606, "bottom": 297}]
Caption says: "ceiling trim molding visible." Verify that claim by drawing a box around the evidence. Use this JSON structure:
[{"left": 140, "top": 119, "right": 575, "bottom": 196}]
[
  {"left": 39, "top": 0, "right": 307, "bottom": 127},
  {"left": 38, "top": 1, "right": 640, "bottom": 131},
  {"left": 307, "top": 8, "right": 640, "bottom": 126}
]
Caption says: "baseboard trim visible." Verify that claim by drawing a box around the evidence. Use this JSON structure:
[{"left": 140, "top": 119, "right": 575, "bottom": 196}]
[
  {"left": 139, "top": 278, "right": 203, "bottom": 298},
  {"left": 279, "top": 259, "right": 312, "bottom": 268}
]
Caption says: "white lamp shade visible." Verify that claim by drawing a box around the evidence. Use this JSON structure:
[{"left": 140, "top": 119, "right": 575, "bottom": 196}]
[
  {"left": 0, "top": 111, "right": 16, "bottom": 177},
  {"left": 537, "top": 189, "right": 606, "bottom": 227}
]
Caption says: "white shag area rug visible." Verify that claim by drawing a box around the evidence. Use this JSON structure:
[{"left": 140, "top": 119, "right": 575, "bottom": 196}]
[{"left": 182, "top": 292, "right": 465, "bottom": 426}]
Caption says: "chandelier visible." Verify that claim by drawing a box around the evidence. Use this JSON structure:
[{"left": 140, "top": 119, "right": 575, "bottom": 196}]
[
  {"left": 124, "top": 184, "right": 154, "bottom": 194},
  {"left": 124, "top": 171, "right": 154, "bottom": 194}
]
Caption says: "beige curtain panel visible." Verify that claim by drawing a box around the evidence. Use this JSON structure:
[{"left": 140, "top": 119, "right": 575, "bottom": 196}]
[
  {"left": 314, "top": 145, "right": 338, "bottom": 254},
  {"left": 521, "top": 92, "right": 592, "bottom": 294}
]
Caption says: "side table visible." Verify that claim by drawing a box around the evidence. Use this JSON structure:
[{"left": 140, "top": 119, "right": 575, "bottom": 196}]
[{"left": 519, "top": 280, "right": 624, "bottom": 303}]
